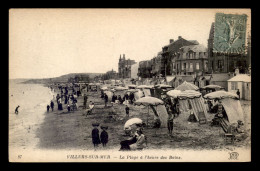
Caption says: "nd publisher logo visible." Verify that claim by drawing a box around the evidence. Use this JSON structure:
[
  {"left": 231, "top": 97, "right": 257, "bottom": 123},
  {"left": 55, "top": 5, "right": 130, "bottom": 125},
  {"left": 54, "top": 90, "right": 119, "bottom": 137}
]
[{"left": 229, "top": 152, "right": 239, "bottom": 160}]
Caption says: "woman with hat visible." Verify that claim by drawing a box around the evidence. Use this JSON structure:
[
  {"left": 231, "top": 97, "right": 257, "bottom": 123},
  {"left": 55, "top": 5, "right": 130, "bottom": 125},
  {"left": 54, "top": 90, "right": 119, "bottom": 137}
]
[{"left": 92, "top": 123, "right": 101, "bottom": 150}]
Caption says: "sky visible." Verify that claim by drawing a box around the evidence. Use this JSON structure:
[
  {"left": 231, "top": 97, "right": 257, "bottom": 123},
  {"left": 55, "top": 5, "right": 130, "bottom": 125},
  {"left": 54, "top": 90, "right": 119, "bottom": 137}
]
[{"left": 9, "top": 8, "right": 251, "bottom": 79}]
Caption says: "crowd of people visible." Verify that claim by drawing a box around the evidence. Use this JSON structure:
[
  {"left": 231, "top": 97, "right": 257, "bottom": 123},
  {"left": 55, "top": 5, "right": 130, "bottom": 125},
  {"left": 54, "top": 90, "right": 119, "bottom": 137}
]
[{"left": 42, "top": 82, "right": 245, "bottom": 151}]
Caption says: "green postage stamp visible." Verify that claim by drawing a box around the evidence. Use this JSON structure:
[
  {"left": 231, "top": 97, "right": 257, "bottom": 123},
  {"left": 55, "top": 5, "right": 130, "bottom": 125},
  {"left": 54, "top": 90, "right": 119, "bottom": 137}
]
[{"left": 213, "top": 13, "right": 247, "bottom": 53}]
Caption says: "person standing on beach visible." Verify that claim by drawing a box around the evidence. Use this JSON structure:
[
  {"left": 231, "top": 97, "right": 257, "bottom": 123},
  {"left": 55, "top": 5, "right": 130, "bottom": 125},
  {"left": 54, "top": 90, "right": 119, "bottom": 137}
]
[
  {"left": 47, "top": 105, "right": 50, "bottom": 113},
  {"left": 50, "top": 101, "right": 54, "bottom": 112},
  {"left": 15, "top": 105, "right": 20, "bottom": 114},
  {"left": 167, "top": 113, "right": 174, "bottom": 136},
  {"left": 92, "top": 124, "right": 101, "bottom": 150},
  {"left": 104, "top": 93, "right": 108, "bottom": 107},
  {"left": 100, "top": 126, "right": 109, "bottom": 147},
  {"left": 125, "top": 105, "right": 130, "bottom": 117},
  {"left": 83, "top": 94, "right": 88, "bottom": 109}
]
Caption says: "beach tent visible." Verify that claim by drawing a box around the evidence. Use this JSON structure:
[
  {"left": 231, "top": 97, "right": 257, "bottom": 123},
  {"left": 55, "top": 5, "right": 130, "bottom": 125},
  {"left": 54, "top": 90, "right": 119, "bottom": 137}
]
[
  {"left": 175, "top": 81, "right": 199, "bottom": 91},
  {"left": 176, "top": 90, "right": 208, "bottom": 122},
  {"left": 204, "top": 91, "right": 243, "bottom": 124},
  {"left": 134, "top": 97, "right": 167, "bottom": 127},
  {"left": 134, "top": 89, "right": 145, "bottom": 100}
]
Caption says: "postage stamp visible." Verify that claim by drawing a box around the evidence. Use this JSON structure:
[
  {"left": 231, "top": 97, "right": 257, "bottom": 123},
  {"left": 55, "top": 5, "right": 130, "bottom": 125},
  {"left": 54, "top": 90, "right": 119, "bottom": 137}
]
[{"left": 213, "top": 13, "right": 248, "bottom": 53}]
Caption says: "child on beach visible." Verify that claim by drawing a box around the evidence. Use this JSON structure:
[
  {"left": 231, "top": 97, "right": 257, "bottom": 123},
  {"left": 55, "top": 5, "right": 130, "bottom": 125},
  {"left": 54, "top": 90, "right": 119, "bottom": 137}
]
[
  {"left": 47, "top": 105, "right": 50, "bottom": 113},
  {"left": 67, "top": 104, "right": 71, "bottom": 112},
  {"left": 100, "top": 126, "right": 109, "bottom": 147},
  {"left": 92, "top": 123, "right": 101, "bottom": 150},
  {"left": 125, "top": 105, "right": 130, "bottom": 117}
]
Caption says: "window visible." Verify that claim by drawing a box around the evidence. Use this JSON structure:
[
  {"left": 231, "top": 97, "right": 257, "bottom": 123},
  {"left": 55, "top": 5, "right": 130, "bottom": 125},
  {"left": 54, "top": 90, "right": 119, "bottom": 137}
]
[
  {"left": 218, "top": 60, "right": 224, "bottom": 68},
  {"left": 190, "top": 63, "right": 193, "bottom": 69},
  {"left": 231, "top": 82, "right": 237, "bottom": 90},
  {"left": 205, "top": 62, "right": 208, "bottom": 71},
  {"left": 194, "top": 52, "right": 196, "bottom": 58},
  {"left": 196, "top": 63, "right": 199, "bottom": 70}
]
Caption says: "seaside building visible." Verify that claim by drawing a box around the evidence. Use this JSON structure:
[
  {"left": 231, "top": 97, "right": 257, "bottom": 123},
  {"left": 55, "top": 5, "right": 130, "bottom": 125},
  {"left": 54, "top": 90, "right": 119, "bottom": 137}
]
[
  {"left": 151, "top": 51, "right": 164, "bottom": 78},
  {"left": 118, "top": 54, "right": 136, "bottom": 79},
  {"left": 138, "top": 60, "right": 152, "bottom": 78},
  {"left": 161, "top": 36, "right": 199, "bottom": 77},
  {"left": 130, "top": 62, "right": 139, "bottom": 80}
]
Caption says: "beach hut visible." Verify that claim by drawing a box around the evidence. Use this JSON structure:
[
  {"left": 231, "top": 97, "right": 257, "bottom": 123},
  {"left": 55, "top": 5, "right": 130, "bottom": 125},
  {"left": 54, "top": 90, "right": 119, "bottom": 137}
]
[
  {"left": 227, "top": 74, "right": 251, "bottom": 100},
  {"left": 175, "top": 81, "right": 199, "bottom": 91},
  {"left": 134, "top": 97, "right": 167, "bottom": 127},
  {"left": 168, "top": 90, "right": 208, "bottom": 122},
  {"left": 204, "top": 91, "right": 244, "bottom": 124},
  {"left": 136, "top": 85, "right": 153, "bottom": 97}
]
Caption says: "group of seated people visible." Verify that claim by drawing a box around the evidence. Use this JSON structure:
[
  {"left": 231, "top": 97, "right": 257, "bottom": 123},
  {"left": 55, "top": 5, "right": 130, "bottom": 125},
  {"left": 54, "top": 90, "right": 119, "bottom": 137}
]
[{"left": 120, "top": 127, "right": 146, "bottom": 151}]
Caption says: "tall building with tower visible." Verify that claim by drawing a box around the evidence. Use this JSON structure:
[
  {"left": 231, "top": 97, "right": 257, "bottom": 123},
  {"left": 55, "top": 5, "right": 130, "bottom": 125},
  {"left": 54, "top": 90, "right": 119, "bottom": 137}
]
[{"left": 118, "top": 54, "right": 136, "bottom": 79}]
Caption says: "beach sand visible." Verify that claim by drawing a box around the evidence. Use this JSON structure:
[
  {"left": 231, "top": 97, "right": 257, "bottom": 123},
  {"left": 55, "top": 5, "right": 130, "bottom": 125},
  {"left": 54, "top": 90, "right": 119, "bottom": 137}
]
[{"left": 36, "top": 87, "right": 251, "bottom": 151}]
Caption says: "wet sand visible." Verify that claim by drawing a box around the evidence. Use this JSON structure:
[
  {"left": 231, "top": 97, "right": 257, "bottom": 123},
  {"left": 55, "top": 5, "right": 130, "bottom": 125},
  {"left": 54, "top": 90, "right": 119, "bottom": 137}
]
[{"left": 36, "top": 88, "right": 251, "bottom": 151}]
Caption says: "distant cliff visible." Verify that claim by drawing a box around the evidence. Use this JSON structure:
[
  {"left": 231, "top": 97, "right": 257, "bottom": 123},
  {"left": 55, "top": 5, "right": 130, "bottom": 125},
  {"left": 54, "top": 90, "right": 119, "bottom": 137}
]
[{"left": 21, "top": 73, "right": 103, "bottom": 84}]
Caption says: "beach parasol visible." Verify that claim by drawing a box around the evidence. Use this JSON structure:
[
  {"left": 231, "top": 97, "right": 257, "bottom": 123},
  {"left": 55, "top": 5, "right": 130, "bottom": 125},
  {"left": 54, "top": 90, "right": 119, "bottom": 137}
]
[
  {"left": 204, "top": 90, "right": 239, "bottom": 100},
  {"left": 134, "top": 97, "right": 164, "bottom": 106},
  {"left": 177, "top": 90, "right": 202, "bottom": 100},
  {"left": 154, "top": 84, "right": 172, "bottom": 88},
  {"left": 126, "top": 89, "right": 138, "bottom": 93},
  {"left": 128, "top": 85, "right": 137, "bottom": 89},
  {"left": 175, "top": 81, "right": 199, "bottom": 91},
  {"left": 134, "top": 97, "right": 164, "bottom": 126},
  {"left": 124, "top": 118, "right": 143, "bottom": 130},
  {"left": 114, "top": 86, "right": 128, "bottom": 91},
  {"left": 201, "top": 85, "right": 223, "bottom": 90},
  {"left": 166, "top": 89, "right": 182, "bottom": 98},
  {"left": 137, "top": 85, "right": 154, "bottom": 89},
  {"left": 100, "top": 87, "right": 108, "bottom": 91}
]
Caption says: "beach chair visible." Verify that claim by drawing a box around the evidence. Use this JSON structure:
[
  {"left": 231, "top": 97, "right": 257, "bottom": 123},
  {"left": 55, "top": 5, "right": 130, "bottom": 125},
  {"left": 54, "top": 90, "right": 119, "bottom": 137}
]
[{"left": 224, "top": 125, "right": 235, "bottom": 144}]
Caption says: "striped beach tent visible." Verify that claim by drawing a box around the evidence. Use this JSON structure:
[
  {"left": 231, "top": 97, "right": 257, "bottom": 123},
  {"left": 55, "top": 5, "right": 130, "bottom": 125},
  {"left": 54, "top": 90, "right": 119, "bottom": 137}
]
[{"left": 177, "top": 90, "right": 208, "bottom": 122}]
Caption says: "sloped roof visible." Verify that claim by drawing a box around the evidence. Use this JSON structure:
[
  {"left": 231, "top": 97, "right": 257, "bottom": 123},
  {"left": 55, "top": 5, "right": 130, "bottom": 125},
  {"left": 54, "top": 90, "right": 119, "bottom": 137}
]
[
  {"left": 181, "top": 44, "right": 207, "bottom": 53},
  {"left": 188, "top": 40, "right": 199, "bottom": 45},
  {"left": 176, "top": 75, "right": 195, "bottom": 82},
  {"left": 227, "top": 74, "right": 251, "bottom": 83},
  {"left": 166, "top": 37, "right": 198, "bottom": 53},
  {"left": 210, "top": 73, "right": 232, "bottom": 82}
]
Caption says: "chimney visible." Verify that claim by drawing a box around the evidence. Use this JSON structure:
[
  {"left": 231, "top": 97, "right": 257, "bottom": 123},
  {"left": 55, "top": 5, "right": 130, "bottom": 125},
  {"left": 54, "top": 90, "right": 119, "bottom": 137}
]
[
  {"left": 178, "top": 36, "right": 182, "bottom": 40},
  {"left": 170, "top": 39, "right": 174, "bottom": 43},
  {"left": 123, "top": 54, "right": 125, "bottom": 60},
  {"left": 119, "top": 54, "right": 121, "bottom": 60}
]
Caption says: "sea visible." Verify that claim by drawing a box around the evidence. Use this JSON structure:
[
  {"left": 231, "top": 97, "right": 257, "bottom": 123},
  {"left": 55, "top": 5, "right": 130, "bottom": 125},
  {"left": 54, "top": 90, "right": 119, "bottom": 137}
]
[{"left": 9, "top": 79, "right": 55, "bottom": 150}]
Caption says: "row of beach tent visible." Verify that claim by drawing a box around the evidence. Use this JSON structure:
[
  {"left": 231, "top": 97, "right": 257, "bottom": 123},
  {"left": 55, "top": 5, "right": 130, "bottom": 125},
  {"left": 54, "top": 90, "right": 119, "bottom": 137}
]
[{"left": 98, "top": 81, "right": 244, "bottom": 127}]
